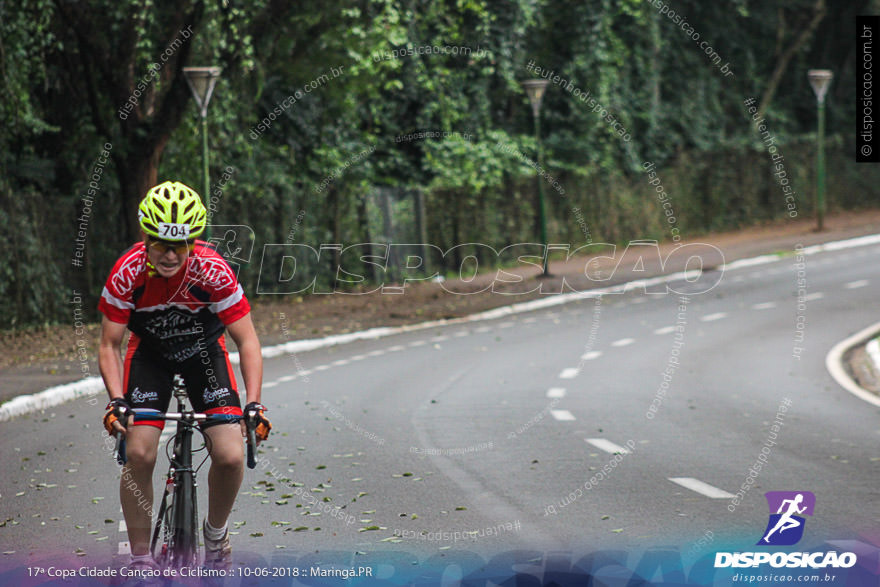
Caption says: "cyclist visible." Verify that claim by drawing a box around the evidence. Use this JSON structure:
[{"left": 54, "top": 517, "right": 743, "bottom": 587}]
[{"left": 98, "top": 181, "right": 271, "bottom": 573}]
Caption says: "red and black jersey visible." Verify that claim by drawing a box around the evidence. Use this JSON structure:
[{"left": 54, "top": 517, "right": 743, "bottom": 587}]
[{"left": 98, "top": 241, "right": 250, "bottom": 362}]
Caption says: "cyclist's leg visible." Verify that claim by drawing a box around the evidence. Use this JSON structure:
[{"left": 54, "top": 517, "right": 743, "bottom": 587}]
[
  {"left": 121, "top": 426, "right": 162, "bottom": 555},
  {"left": 121, "top": 338, "right": 172, "bottom": 556},
  {"left": 183, "top": 335, "right": 244, "bottom": 530},
  {"left": 203, "top": 423, "right": 245, "bottom": 527}
]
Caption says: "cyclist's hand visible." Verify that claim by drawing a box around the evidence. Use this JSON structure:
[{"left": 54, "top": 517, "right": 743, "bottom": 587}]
[
  {"left": 103, "top": 398, "right": 131, "bottom": 436},
  {"left": 243, "top": 402, "right": 271, "bottom": 444}
]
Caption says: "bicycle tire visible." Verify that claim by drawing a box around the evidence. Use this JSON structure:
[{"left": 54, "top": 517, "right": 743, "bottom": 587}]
[
  {"left": 168, "top": 424, "right": 199, "bottom": 569},
  {"left": 169, "top": 468, "right": 198, "bottom": 568}
]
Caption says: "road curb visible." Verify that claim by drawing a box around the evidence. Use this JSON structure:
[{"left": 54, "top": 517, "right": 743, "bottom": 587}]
[
  {"left": 825, "top": 321, "right": 880, "bottom": 408},
  {"left": 5, "top": 231, "right": 880, "bottom": 422}
]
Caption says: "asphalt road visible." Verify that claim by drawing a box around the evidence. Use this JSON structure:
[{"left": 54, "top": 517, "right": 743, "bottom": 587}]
[{"left": 2, "top": 240, "right": 880, "bottom": 577}]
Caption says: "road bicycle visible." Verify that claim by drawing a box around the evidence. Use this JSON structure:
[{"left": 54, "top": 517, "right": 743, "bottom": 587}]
[{"left": 115, "top": 375, "right": 257, "bottom": 569}]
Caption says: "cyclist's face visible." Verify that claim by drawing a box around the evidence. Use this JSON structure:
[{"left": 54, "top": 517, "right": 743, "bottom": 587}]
[{"left": 146, "top": 237, "right": 191, "bottom": 277}]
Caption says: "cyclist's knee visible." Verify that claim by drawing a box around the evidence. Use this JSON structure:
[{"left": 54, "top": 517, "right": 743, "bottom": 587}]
[
  {"left": 125, "top": 444, "right": 158, "bottom": 470},
  {"left": 123, "top": 428, "right": 161, "bottom": 469},
  {"left": 210, "top": 447, "right": 243, "bottom": 471}
]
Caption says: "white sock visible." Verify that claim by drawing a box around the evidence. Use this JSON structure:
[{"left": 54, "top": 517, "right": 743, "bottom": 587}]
[{"left": 204, "top": 519, "right": 227, "bottom": 540}]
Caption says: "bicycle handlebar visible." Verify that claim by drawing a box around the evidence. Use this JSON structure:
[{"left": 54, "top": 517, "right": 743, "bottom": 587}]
[{"left": 114, "top": 412, "right": 257, "bottom": 469}]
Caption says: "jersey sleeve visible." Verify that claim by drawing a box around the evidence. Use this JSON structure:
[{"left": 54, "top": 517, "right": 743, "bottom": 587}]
[
  {"left": 215, "top": 283, "right": 251, "bottom": 325},
  {"left": 98, "top": 245, "right": 143, "bottom": 324},
  {"left": 195, "top": 245, "right": 252, "bottom": 324}
]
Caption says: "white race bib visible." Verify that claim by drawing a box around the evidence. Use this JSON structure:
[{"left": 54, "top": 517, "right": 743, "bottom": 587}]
[{"left": 157, "top": 222, "right": 191, "bottom": 239}]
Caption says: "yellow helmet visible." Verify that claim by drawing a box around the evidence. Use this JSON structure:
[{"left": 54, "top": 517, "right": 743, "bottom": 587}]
[{"left": 138, "top": 181, "right": 206, "bottom": 240}]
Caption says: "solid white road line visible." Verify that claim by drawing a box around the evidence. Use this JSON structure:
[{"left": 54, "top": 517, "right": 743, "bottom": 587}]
[
  {"left": 551, "top": 410, "right": 576, "bottom": 421},
  {"left": 668, "top": 477, "right": 735, "bottom": 499},
  {"left": 546, "top": 388, "right": 566, "bottom": 399},
  {"left": 611, "top": 338, "right": 635, "bottom": 347},
  {"left": 585, "top": 438, "right": 632, "bottom": 454},
  {"left": 700, "top": 312, "right": 728, "bottom": 322},
  {"left": 559, "top": 368, "right": 580, "bottom": 379},
  {"left": 9, "top": 234, "right": 880, "bottom": 423},
  {"left": 580, "top": 351, "right": 603, "bottom": 360},
  {"left": 825, "top": 321, "right": 880, "bottom": 408}
]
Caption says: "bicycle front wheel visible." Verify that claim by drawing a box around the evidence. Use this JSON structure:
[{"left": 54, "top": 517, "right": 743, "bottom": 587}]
[{"left": 168, "top": 470, "right": 199, "bottom": 569}]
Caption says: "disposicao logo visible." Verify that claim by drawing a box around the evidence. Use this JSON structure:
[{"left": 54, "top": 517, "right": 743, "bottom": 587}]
[
  {"left": 758, "top": 491, "right": 815, "bottom": 546},
  {"left": 714, "top": 491, "right": 857, "bottom": 570}
]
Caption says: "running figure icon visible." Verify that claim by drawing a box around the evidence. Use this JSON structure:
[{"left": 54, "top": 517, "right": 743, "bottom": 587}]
[
  {"left": 761, "top": 494, "right": 807, "bottom": 544},
  {"left": 757, "top": 491, "right": 815, "bottom": 546}
]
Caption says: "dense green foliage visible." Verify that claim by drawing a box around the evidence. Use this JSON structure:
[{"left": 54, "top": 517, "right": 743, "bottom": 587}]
[{"left": 1, "top": 0, "right": 877, "bottom": 327}]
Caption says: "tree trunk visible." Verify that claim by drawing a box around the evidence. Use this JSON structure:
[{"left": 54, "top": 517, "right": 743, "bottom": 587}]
[{"left": 756, "top": 0, "right": 827, "bottom": 119}]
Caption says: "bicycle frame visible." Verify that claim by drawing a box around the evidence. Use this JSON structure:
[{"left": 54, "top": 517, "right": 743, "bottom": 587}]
[
  {"left": 114, "top": 374, "right": 255, "bottom": 570},
  {"left": 151, "top": 378, "right": 200, "bottom": 569}
]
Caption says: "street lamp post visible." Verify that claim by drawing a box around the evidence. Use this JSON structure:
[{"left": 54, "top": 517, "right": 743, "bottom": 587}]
[
  {"left": 808, "top": 69, "right": 833, "bottom": 232},
  {"left": 521, "top": 79, "right": 551, "bottom": 275},
  {"left": 183, "top": 66, "right": 222, "bottom": 239}
]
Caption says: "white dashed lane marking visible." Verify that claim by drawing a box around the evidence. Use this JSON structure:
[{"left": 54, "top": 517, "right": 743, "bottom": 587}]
[
  {"left": 551, "top": 409, "right": 576, "bottom": 421},
  {"left": 585, "top": 438, "right": 632, "bottom": 454},
  {"left": 844, "top": 280, "right": 869, "bottom": 289},
  {"left": 367, "top": 350, "right": 385, "bottom": 357},
  {"left": 668, "top": 477, "right": 735, "bottom": 499},
  {"left": 559, "top": 368, "right": 580, "bottom": 379},
  {"left": 611, "top": 338, "right": 635, "bottom": 347},
  {"left": 699, "top": 312, "right": 728, "bottom": 322},
  {"left": 388, "top": 345, "right": 405, "bottom": 352},
  {"left": 580, "top": 351, "right": 602, "bottom": 361},
  {"left": 263, "top": 381, "right": 279, "bottom": 389},
  {"left": 278, "top": 374, "right": 296, "bottom": 382},
  {"left": 408, "top": 341, "right": 426, "bottom": 347},
  {"left": 804, "top": 292, "right": 824, "bottom": 301},
  {"left": 546, "top": 388, "right": 566, "bottom": 399},
  {"left": 751, "top": 302, "right": 776, "bottom": 310},
  {"left": 653, "top": 326, "right": 675, "bottom": 335}
]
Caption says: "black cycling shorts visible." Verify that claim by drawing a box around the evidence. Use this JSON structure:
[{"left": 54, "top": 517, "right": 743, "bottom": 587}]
[{"left": 123, "top": 333, "right": 242, "bottom": 430}]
